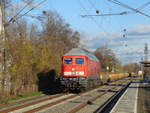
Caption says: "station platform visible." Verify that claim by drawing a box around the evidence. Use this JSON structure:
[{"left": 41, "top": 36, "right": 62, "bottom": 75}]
[
  {"left": 110, "top": 81, "right": 150, "bottom": 113},
  {"left": 110, "top": 82, "right": 139, "bottom": 113}
]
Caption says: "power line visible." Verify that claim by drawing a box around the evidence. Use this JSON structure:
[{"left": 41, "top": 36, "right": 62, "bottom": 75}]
[
  {"left": 16, "top": 0, "right": 46, "bottom": 20},
  {"left": 81, "top": 1, "right": 150, "bottom": 18},
  {"left": 77, "top": 0, "right": 106, "bottom": 32},
  {"left": 88, "top": 0, "right": 97, "bottom": 10},
  {"left": 81, "top": 11, "right": 128, "bottom": 17},
  {"left": 137, "top": 1, "right": 150, "bottom": 11},
  {"left": 6, "top": 0, "right": 46, "bottom": 25},
  {"left": 24, "top": 14, "right": 45, "bottom": 21},
  {"left": 78, "top": 0, "right": 122, "bottom": 51},
  {"left": 88, "top": 0, "right": 109, "bottom": 31},
  {"left": 108, "top": 0, "right": 150, "bottom": 18},
  {"left": 7, "top": 0, "right": 34, "bottom": 24}
]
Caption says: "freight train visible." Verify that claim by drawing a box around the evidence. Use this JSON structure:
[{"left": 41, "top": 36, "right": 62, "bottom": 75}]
[{"left": 60, "top": 48, "right": 128, "bottom": 91}]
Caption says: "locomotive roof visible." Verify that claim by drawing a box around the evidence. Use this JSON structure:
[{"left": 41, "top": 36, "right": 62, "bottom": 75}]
[{"left": 63, "top": 48, "right": 99, "bottom": 62}]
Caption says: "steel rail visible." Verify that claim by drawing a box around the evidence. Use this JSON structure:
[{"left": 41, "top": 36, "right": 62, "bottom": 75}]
[
  {"left": 24, "top": 94, "right": 77, "bottom": 113},
  {"left": 0, "top": 93, "right": 66, "bottom": 113},
  {"left": 69, "top": 80, "right": 130, "bottom": 113},
  {"left": 23, "top": 87, "right": 102, "bottom": 113},
  {"left": 25, "top": 79, "right": 129, "bottom": 113},
  {"left": 0, "top": 79, "right": 131, "bottom": 113},
  {"left": 68, "top": 86, "right": 117, "bottom": 113},
  {"left": 93, "top": 82, "right": 131, "bottom": 113},
  {"left": 0, "top": 86, "right": 101, "bottom": 113}
]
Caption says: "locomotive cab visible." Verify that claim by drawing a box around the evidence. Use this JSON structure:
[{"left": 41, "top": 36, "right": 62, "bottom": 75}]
[
  {"left": 60, "top": 55, "right": 88, "bottom": 90},
  {"left": 60, "top": 48, "right": 100, "bottom": 91},
  {"left": 62, "top": 55, "right": 87, "bottom": 77}
]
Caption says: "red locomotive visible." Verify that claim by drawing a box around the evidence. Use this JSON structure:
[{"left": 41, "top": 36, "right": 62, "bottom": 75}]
[{"left": 60, "top": 48, "right": 101, "bottom": 90}]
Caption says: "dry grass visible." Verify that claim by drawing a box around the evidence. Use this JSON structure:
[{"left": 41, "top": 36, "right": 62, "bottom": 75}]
[{"left": 0, "top": 91, "right": 9, "bottom": 104}]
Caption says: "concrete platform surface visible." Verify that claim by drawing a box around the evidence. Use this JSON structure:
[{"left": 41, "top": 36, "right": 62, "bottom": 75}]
[
  {"left": 137, "top": 82, "right": 150, "bottom": 113},
  {"left": 110, "top": 82, "right": 139, "bottom": 113}
]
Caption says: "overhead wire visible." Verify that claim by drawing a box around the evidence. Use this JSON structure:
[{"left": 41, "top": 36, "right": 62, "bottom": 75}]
[
  {"left": 77, "top": 0, "right": 107, "bottom": 33},
  {"left": 108, "top": 0, "right": 150, "bottom": 18},
  {"left": 79, "top": 0, "right": 131, "bottom": 63},
  {"left": 87, "top": 0, "right": 123, "bottom": 52},
  {"left": 107, "top": 0, "right": 150, "bottom": 60},
  {"left": 81, "top": 0, "right": 150, "bottom": 62},
  {"left": 81, "top": 11, "right": 128, "bottom": 17},
  {"left": 109, "top": 0, "right": 150, "bottom": 46},
  {"left": 23, "top": 14, "right": 45, "bottom": 18},
  {"left": 87, "top": 0, "right": 106, "bottom": 34},
  {"left": 5, "top": 1, "right": 14, "bottom": 8},
  {"left": 80, "top": 0, "right": 124, "bottom": 54},
  {"left": 80, "top": 0, "right": 123, "bottom": 58},
  {"left": 82, "top": 1, "right": 150, "bottom": 18},
  {"left": 8, "top": 0, "right": 35, "bottom": 23},
  {"left": 87, "top": 0, "right": 97, "bottom": 10},
  {"left": 137, "top": 1, "right": 150, "bottom": 11},
  {"left": 16, "top": 0, "right": 46, "bottom": 20},
  {"left": 7, "top": 0, "right": 46, "bottom": 25},
  {"left": 83, "top": 1, "right": 150, "bottom": 17}
]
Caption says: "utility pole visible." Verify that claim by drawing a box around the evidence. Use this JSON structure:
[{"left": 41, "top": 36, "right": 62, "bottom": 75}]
[
  {"left": 144, "top": 43, "right": 148, "bottom": 62},
  {"left": 112, "top": 58, "right": 115, "bottom": 72},
  {"left": 0, "top": 0, "right": 6, "bottom": 92},
  {"left": 1, "top": 0, "right": 6, "bottom": 72}
]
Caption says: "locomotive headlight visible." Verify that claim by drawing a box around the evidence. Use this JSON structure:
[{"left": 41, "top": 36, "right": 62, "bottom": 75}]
[
  {"left": 64, "top": 72, "right": 71, "bottom": 75},
  {"left": 72, "top": 68, "right": 75, "bottom": 71}
]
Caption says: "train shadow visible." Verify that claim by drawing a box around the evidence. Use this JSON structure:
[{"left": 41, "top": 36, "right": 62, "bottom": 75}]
[
  {"left": 108, "top": 84, "right": 127, "bottom": 87},
  {"left": 37, "top": 69, "right": 62, "bottom": 95},
  {"left": 97, "top": 89, "right": 118, "bottom": 93}
]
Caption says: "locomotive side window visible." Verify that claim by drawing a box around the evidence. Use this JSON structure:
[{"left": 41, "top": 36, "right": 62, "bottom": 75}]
[
  {"left": 64, "top": 58, "right": 72, "bottom": 64},
  {"left": 76, "top": 58, "right": 84, "bottom": 64}
]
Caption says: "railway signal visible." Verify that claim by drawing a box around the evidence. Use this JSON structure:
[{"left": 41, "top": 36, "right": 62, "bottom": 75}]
[{"left": 123, "top": 28, "right": 126, "bottom": 38}]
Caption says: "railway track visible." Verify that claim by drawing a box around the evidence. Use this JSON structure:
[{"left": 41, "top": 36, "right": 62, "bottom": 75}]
[
  {"left": 0, "top": 93, "right": 68, "bottom": 113},
  {"left": 0, "top": 78, "right": 131, "bottom": 113},
  {"left": 0, "top": 86, "right": 102, "bottom": 113},
  {"left": 68, "top": 82, "right": 130, "bottom": 113},
  {"left": 93, "top": 82, "right": 130, "bottom": 113}
]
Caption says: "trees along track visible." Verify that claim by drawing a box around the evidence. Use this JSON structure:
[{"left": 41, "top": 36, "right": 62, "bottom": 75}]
[{"left": 0, "top": 78, "right": 131, "bottom": 113}]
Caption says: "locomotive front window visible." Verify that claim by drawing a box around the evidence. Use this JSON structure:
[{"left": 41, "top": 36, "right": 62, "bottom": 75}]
[
  {"left": 64, "top": 58, "right": 72, "bottom": 64},
  {"left": 76, "top": 58, "right": 84, "bottom": 64}
]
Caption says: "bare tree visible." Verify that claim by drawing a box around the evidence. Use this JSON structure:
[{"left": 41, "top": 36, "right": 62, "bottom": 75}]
[
  {"left": 2, "top": 10, "right": 81, "bottom": 98},
  {"left": 123, "top": 63, "right": 140, "bottom": 73},
  {"left": 94, "top": 46, "right": 121, "bottom": 72}
]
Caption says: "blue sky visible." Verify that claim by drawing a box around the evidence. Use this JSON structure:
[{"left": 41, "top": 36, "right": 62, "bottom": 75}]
[{"left": 11, "top": 0, "right": 150, "bottom": 64}]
